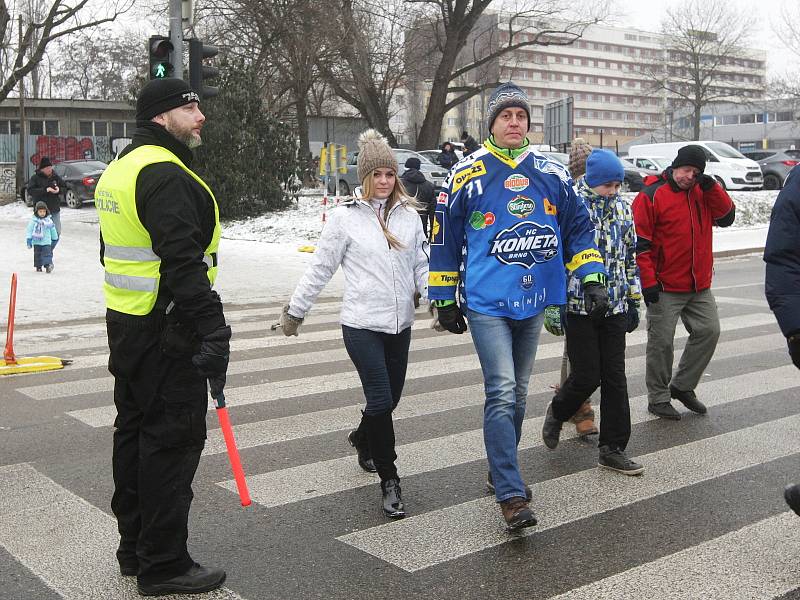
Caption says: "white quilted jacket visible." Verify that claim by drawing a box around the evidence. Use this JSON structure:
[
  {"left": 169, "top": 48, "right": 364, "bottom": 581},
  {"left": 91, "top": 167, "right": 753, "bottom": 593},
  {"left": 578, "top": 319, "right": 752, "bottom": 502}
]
[{"left": 288, "top": 198, "right": 429, "bottom": 334}]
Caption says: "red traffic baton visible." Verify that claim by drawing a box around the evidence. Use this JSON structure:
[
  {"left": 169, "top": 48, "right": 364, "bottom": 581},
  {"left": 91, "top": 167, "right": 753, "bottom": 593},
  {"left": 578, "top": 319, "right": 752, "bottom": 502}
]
[{"left": 212, "top": 391, "right": 251, "bottom": 507}]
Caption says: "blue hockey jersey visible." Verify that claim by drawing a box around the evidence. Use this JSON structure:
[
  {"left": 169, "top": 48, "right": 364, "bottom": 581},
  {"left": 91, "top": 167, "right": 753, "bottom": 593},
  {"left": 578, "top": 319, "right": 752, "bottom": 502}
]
[{"left": 428, "top": 143, "right": 605, "bottom": 319}]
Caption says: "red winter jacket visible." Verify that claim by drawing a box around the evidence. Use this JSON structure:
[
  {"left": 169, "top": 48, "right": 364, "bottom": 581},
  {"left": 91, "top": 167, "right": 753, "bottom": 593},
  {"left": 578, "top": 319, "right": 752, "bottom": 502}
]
[{"left": 632, "top": 172, "right": 735, "bottom": 293}]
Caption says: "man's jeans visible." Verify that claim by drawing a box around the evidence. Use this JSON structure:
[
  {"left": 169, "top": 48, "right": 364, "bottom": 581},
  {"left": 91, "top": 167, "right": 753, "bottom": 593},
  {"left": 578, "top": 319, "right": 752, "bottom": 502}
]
[{"left": 467, "top": 309, "right": 544, "bottom": 503}]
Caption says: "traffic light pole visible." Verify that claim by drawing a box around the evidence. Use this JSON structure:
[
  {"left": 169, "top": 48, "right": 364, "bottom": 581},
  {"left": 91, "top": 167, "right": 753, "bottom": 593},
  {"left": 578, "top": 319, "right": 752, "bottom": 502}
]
[{"left": 169, "top": 0, "right": 183, "bottom": 78}]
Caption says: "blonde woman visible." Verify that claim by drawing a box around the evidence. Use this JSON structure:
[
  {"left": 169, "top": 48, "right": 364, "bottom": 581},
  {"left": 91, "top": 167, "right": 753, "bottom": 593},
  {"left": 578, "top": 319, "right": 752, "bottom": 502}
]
[{"left": 279, "top": 130, "right": 429, "bottom": 518}]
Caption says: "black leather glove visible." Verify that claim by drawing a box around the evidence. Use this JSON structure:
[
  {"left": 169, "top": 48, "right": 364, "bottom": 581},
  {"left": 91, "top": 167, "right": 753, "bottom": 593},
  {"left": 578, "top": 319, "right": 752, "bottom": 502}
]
[
  {"left": 436, "top": 303, "right": 468, "bottom": 334},
  {"left": 789, "top": 335, "right": 800, "bottom": 370},
  {"left": 582, "top": 282, "right": 608, "bottom": 321},
  {"left": 626, "top": 301, "right": 640, "bottom": 333},
  {"left": 698, "top": 174, "right": 717, "bottom": 191},
  {"left": 192, "top": 325, "right": 232, "bottom": 398},
  {"left": 642, "top": 284, "right": 661, "bottom": 306}
]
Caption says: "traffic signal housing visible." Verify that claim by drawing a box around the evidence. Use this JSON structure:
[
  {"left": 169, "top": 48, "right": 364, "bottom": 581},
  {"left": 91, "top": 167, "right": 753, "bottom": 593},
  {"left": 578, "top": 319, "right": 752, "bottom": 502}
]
[
  {"left": 148, "top": 35, "right": 174, "bottom": 79},
  {"left": 188, "top": 38, "right": 219, "bottom": 99}
]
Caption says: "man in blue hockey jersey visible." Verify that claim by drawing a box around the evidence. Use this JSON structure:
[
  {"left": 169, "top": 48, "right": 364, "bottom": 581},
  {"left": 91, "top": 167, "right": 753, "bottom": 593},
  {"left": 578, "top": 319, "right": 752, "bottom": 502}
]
[{"left": 429, "top": 82, "right": 608, "bottom": 531}]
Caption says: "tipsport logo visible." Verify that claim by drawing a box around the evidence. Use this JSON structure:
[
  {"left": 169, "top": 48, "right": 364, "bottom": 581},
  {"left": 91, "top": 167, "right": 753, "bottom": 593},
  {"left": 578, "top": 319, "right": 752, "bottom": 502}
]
[{"left": 487, "top": 221, "right": 559, "bottom": 268}]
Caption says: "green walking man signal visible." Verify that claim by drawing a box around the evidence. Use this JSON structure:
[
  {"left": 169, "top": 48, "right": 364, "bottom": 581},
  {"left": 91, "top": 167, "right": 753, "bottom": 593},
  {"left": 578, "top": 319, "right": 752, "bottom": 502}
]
[{"left": 148, "top": 35, "right": 174, "bottom": 80}]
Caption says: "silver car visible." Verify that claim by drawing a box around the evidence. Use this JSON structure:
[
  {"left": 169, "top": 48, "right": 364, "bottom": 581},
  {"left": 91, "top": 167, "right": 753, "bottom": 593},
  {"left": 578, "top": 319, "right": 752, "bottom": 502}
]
[
  {"left": 741, "top": 149, "right": 800, "bottom": 190},
  {"left": 326, "top": 149, "right": 448, "bottom": 196}
]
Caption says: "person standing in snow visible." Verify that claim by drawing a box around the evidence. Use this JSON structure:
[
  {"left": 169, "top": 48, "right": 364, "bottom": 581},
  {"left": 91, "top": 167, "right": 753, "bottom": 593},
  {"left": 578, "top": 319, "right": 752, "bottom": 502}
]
[
  {"left": 632, "top": 145, "right": 735, "bottom": 420},
  {"left": 279, "top": 129, "right": 429, "bottom": 519},
  {"left": 400, "top": 156, "right": 435, "bottom": 236},
  {"left": 26, "top": 201, "right": 58, "bottom": 272},
  {"left": 763, "top": 166, "right": 800, "bottom": 516}
]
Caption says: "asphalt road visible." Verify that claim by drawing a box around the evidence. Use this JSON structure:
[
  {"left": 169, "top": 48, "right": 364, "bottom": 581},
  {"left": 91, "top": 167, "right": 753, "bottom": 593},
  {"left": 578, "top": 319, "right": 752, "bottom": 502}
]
[{"left": 2, "top": 253, "right": 800, "bottom": 600}]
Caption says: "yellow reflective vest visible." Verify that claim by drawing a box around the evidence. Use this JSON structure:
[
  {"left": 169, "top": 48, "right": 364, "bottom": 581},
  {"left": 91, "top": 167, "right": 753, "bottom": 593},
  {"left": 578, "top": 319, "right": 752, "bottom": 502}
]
[{"left": 95, "top": 144, "right": 220, "bottom": 316}]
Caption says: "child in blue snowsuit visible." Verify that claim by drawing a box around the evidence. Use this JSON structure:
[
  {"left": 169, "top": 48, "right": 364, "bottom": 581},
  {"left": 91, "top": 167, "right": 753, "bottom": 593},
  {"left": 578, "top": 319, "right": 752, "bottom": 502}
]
[{"left": 26, "top": 201, "right": 58, "bottom": 272}]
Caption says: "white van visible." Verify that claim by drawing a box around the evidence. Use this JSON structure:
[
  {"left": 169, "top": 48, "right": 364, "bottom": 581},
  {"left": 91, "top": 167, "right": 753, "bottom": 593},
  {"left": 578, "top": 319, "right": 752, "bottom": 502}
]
[{"left": 628, "top": 141, "right": 763, "bottom": 190}]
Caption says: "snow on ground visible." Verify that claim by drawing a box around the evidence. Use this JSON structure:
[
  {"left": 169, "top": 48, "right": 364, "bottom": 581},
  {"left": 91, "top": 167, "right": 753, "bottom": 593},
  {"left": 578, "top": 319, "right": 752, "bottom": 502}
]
[{"left": 0, "top": 188, "right": 780, "bottom": 325}]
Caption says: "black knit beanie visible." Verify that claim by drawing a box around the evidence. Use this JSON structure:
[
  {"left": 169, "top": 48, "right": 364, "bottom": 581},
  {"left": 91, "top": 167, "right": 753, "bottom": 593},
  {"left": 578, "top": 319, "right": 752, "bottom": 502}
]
[
  {"left": 672, "top": 145, "right": 707, "bottom": 172},
  {"left": 136, "top": 78, "right": 200, "bottom": 121}
]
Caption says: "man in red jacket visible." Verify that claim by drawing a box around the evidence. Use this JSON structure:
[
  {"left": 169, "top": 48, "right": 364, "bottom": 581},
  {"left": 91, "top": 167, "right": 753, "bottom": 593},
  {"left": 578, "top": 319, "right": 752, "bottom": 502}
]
[{"left": 632, "top": 145, "right": 735, "bottom": 420}]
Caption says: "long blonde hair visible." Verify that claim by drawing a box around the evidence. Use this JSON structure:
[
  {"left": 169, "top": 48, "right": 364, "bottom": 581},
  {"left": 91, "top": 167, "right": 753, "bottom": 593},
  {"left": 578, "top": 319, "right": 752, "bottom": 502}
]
[{"left": 361, "top": 170, "right": 422, "bottom": 250}]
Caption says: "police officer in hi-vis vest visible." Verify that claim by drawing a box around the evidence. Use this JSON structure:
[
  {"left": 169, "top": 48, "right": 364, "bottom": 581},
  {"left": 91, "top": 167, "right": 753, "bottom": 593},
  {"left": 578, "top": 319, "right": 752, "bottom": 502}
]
[{"left": 95, "top": 78, "right": 229, "bottom": 597}]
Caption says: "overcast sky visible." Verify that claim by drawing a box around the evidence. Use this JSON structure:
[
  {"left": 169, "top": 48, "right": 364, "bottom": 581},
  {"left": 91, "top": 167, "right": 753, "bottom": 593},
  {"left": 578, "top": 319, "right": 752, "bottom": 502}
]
[{"left": 610, "top": 0, "right": 795, "bottom": 75}]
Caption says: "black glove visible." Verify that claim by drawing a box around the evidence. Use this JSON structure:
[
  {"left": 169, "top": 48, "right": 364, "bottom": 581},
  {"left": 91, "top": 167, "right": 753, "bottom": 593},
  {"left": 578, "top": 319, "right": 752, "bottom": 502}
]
[
  {"left": 626, "top": 301, "right": 640, "bottom": 333},
  {"left": 582, "top": 282, "right": 608, "bottom": 321},
  {"left": 789, "top": 335, "right": 800, "bottom": 370},
  {"left": 642, "top": 284, "right": 661, "bottom": 306},
  {"left": 436, "top": 303, "right": 468, "bottom": 334},
  {"left": 191, "top": 325, "right": 232, "bottom": 398},
  {"left": 698, "top": 174, "right": 717, "bottom": 191}
]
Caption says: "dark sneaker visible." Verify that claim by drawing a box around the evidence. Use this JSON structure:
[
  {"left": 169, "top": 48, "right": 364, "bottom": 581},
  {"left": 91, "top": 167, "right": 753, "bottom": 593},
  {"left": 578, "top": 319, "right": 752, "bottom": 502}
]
[
  {"left": 647, "top": 401, "right": 681, "bottom": 420},
  {"left": 785, "top": 484, "right": 800, "bottom": 516},
  {"left": 45, "top": 264, "right": 53, "bottom": 273},
  {"left": 35, "top": 267, "right": 42, "bottom": 272},
  {"left": 137, "top": 563, "right": 226, "bottom": 597},
  {"left": 381, "top": 478, "right": 406, "bottom": 519},
  {"left": 598, "top": 446, "right": 644, "bottom": 476},
  {"left": 119, "top": 561, "right": 138, "bottom": 577},
  {"left": 542, "top": 402, "right": 563, "bottom": 449},
  {"left": 486, "top": 471, "right": 532, "bottom": 501},
  {"left": 500, "top": 497, "right": 537, "bottom": 531},
  {"left": 347, "top": 429, "right": 376, "bottom": 473},
  {"left": 670, "top": 386, "right": 707, "bottom": 414}
]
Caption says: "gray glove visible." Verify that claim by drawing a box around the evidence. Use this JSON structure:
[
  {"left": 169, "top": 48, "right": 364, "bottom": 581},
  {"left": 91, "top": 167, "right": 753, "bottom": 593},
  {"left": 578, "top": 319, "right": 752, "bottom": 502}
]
[{"left": 280, "top": 304, "right": 304, "bottom": 336}]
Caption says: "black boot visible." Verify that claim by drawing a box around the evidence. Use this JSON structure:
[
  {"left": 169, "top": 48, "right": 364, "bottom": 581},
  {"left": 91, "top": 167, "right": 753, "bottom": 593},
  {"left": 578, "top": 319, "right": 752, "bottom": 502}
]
[
  {"left": 363, "top": 410, "right": 404, "bottom": 517},
  {"left": 381, "top": 478, "right": 406, "bottom": 519},
  {"left": 137, "top": 563, "right": 226, "bottom": 596},
  {"left": 347, "top": 413, "right": 376, "bottom": 472}
]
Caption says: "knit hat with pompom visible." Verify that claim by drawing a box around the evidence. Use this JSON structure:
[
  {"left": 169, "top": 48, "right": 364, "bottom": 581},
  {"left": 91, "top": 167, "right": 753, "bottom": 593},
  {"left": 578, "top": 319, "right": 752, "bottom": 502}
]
[{"left": 357, "top": 129, "right": 398, "bottom": 183}]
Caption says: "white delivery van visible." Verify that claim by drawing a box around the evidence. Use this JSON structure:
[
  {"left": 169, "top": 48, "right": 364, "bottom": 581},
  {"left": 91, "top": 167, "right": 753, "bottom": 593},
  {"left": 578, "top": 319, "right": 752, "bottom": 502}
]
[{"left": 628, "top": 141, "right": 763, "bottom": 190}]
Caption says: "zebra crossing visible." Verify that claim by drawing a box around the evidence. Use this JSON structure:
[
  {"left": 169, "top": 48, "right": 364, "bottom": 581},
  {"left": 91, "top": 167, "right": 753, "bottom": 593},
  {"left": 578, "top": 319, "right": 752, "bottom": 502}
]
[{"left": 2, "top": 258, "right": 800, "bottom": 599}]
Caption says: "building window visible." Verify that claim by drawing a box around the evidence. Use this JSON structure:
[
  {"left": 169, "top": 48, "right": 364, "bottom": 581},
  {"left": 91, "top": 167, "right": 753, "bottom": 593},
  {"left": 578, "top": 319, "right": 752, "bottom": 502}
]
[
  {"left": 722, "top": 115, "right": 738, "bottom": 125},
  {"left": 739, "top": 113, "right": 755, "bottom": 124},
  {"left": 45, "top": 120, "right": 59, "bottom": 135},
  {"left": 10, "top": 120, "right": 19, "bottom": 134},
  {"left": 79, "top": 121, "right": 93, "bottom": 136},
  {"left": 111, "top": 122, "right": 126, "bottom": 137},
  {"left": 94, "top": 121, "right": 108, "bottom": 136},
  {"left": 447, "top": 117, "right": 457, "bottom": 126},
  {"left": 776, "top": 112, "right": 794, "bottom": 122},
  {"left": 28, "top": 120, "right": 44, "bottom": 135},
  {"left": 0, "top": 120, "right": 9, "bottom": 134}
]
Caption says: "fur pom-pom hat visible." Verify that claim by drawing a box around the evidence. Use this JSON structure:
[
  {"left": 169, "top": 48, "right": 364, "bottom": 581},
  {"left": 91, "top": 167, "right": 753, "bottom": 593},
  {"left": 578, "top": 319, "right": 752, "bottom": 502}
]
[{"left": 357, "top": 129, "right": 398, "bottom": 183}]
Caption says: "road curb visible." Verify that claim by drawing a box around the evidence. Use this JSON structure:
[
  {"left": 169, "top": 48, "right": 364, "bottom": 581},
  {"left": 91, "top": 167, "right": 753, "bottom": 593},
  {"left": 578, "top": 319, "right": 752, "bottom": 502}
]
[{"left": 714, "top": 246, "right": 764, "bottom": 259}]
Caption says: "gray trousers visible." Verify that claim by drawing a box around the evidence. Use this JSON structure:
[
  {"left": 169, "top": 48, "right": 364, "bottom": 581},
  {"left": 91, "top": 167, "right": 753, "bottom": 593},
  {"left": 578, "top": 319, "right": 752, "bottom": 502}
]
[{"left": 645, "top": 289, "right": 720, "bottom": 405}]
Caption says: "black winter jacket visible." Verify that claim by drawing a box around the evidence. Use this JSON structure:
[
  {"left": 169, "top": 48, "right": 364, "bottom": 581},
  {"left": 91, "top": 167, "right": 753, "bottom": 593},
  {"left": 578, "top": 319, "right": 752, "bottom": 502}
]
[
  {"left": 438, "top": 150, "right": 459, "bottom": 170},
  {"left": 401, "top": 169, "right": 435, "bottom": 215},
  {"left": 764, "top": 167, "right": 800, "bottom": 338},
  {"left": 101, "top": 122, "right": 225, "bottom": 336},
  {"left": 27, "top": 169, "right": 66, "bottom": 214}
]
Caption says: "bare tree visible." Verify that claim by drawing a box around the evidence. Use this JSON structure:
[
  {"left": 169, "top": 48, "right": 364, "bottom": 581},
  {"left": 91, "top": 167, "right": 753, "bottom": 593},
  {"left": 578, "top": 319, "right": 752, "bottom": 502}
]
[
  {"left": 405, "top": 0, "right": 607, "bottom": 149},
  {"left": 0, "top": 0, "right": 134, "bottom": 103},
  {"left": 639, "top": 0, "right": 756, "bottom": 140},
  {"left": 769, "top": 3, "right": 800, "bottom": 99},
  {"left": 49, "top": 27, "right": 143, "bottom": 99}
]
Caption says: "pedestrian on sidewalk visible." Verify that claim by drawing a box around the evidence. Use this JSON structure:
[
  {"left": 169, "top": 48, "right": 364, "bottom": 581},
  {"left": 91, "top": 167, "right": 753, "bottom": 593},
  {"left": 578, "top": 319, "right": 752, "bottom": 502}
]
[
  {"left": 27, "top": 156, "right": 65, "bottom": 238},
  {"left": 541, "top": 150, "right": 644, "bottom": 475},
  {"left": 438, "top": 142, "right": 459, "bottom": 170},
  {"left": 460, "top": 130, "right": 480, "bottom": 155},
  {"left": 400, "top": 156, "right": 435, "bottom": 237},
  {"left": 763, "top": 166, "right": 800, "bottom": 516},
  {"left": 429, "top": 82, "right": 607, "bottom": 531},
  {"left": 26, "top": 201, "right": 58, "bottom": 273},
  {"left": 95, "top": 78, "right": 230, "bottom": 596},
  {"left": 632, "top": 145, "right": 735, "bottom": 420},
  {"left": 279, "top": 129, "right": 429, "bottom": 520}
]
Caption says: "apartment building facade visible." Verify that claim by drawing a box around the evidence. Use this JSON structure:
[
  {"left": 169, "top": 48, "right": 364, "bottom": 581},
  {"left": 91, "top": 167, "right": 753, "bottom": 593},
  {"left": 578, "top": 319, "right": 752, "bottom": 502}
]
[{"left": 404, "top": 15, "right": 767, "bottom": 150}]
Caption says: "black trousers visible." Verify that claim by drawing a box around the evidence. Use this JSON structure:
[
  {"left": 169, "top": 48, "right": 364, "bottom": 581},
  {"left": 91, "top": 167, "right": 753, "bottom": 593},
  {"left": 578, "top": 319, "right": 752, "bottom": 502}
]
[
  {"left": 552, "top": 313, "right": 631, "bottom": 450},
  {"left": 342, "top": 325, "right": 411, "bottom": 481},
  {"left": 107, "top": 314, "right": 208, "bottom": 583}
]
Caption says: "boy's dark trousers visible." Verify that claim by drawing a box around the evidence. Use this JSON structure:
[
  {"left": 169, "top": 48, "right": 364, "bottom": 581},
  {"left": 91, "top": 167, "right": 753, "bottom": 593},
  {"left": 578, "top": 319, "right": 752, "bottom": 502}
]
[
  {"left": 33, "top": 243, "right": 53, "bottom": 268},
  {"left": 552, "top": 313, "right": 631, "bottom": 450}
]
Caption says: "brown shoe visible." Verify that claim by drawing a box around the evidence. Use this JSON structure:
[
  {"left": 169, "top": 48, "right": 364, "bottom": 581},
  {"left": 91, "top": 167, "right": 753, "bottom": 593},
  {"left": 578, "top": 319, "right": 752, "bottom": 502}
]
[
  {"left": 500, "top": 497, "right": 537, "bottom": 531},
  {"left": 570, "top": 400, "right": 598, "bottom": 439}
]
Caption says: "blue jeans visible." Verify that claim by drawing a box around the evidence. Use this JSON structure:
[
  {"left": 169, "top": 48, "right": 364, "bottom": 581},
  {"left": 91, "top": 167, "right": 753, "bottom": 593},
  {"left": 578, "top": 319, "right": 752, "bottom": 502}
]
[{"left": 467, "top": 309, "right": 544, "bottom": 502}]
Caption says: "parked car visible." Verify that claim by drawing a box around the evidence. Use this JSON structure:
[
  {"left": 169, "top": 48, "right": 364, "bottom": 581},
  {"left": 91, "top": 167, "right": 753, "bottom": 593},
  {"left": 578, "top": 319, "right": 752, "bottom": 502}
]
[
  {"left": 326, "top": 149, "right": 448, "bottom": 196},
  {"left": 740, "top": 149, "right": 800, "bottom": 190},
  {"left": 24, "top": 159, "right": 107, "bottom": 208},
  {"left": 543, "top": 151, "right": 644, "bottom": 192},
  {"left": 628, "top": 156, "right": 671, "bottom": 173},
  {"left": 629, "top": 141, "right": 763, "bottom": 190}
]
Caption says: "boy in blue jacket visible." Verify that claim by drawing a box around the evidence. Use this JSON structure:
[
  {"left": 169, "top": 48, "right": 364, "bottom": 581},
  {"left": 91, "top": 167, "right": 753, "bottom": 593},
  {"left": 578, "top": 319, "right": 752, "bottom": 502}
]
[
  {"left": 541, "top": 150, "right": 644, "bottom": 475},
  {"left": 26, "top": 201, "right": 59, "bottom": 273},
  {"left": 429, "top": 82, "right": 608, "bottom": 531}
]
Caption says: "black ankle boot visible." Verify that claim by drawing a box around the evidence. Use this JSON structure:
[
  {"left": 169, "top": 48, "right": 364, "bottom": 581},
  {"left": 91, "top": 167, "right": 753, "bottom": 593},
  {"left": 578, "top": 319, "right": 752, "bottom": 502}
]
[
  {"left": 347, "top": 427, "right": 376, "bottom": 472},
  {"left": 381, "top": 478, "right": 406, "bottom": 519}
]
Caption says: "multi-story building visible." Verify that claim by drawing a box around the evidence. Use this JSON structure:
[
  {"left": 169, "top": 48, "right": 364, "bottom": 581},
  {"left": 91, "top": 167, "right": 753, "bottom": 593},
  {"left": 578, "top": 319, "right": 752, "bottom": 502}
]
[{"left": 403, "top": 14, "right": 767, "bottom": 150}]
